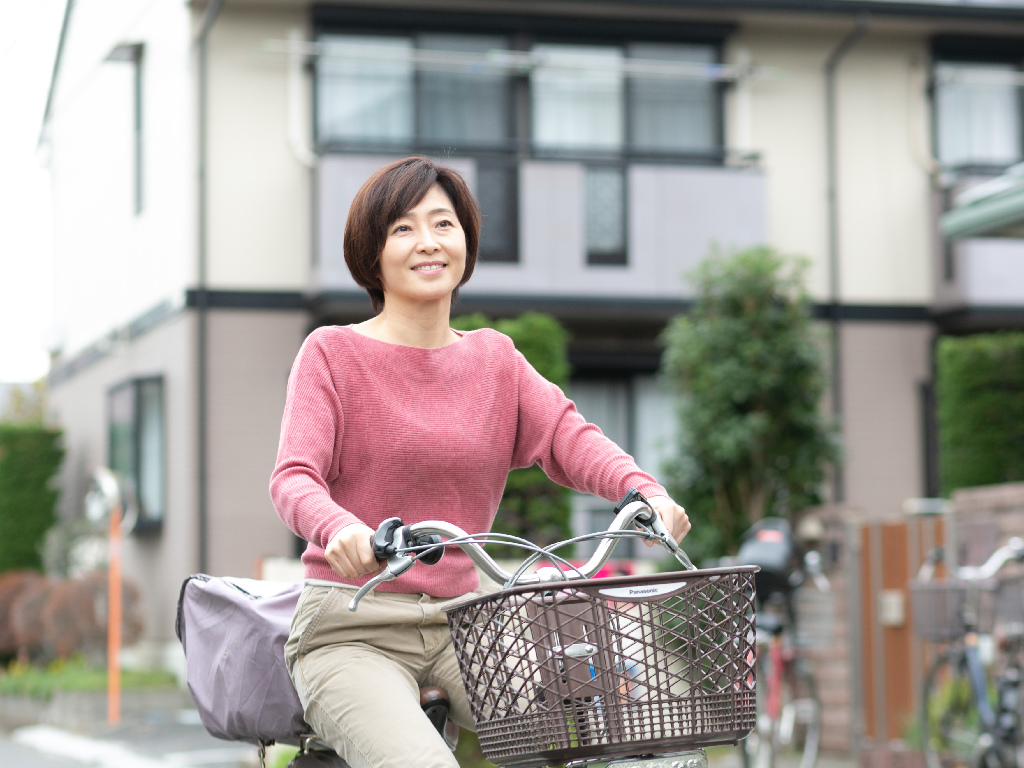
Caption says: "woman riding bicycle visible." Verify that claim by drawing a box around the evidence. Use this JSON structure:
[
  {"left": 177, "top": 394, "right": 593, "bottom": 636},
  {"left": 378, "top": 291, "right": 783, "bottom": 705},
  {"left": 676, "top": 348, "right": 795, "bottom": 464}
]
[{"left": 268, "top": 156, "right": 690, "bottom": 768}]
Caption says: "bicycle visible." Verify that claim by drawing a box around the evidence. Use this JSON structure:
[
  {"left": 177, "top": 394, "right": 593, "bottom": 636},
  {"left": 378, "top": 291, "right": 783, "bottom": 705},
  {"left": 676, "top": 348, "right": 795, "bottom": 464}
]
[
  {"left": 730, "top": 518, "right": 829, "bottom": 768},
  {"left": 279, "top": 489, "right": 759, "bottom": 768},
  {"left": 912, "top": 536, "right": 1024, "bottom": 768}
]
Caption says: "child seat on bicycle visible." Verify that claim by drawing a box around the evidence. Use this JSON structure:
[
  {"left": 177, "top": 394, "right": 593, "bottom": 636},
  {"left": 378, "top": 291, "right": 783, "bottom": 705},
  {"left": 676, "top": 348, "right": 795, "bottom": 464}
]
[{"left": 736, "top": 517, "right": 804, "bottom": 603}]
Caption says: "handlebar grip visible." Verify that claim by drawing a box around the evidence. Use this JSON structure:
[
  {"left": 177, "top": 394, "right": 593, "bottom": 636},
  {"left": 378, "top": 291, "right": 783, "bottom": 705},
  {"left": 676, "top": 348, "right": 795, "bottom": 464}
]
[
  {"left": 614, "top": 488, "right": 653, "bottom": 523},
  {"left": 372, "top": 517, "right": 404, "bottom": 560}
]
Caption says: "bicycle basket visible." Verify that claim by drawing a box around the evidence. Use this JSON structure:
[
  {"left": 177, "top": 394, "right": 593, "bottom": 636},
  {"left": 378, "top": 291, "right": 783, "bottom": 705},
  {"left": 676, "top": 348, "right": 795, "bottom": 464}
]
[
  {"left": 446, "top": 567, "right": 758, "bottom": 768},
  {"left": 997, "top": 574, "right": 1024, "bottom": 627},
  {"left": 909, "top": 579, "right": 996, "bottom": 641}
]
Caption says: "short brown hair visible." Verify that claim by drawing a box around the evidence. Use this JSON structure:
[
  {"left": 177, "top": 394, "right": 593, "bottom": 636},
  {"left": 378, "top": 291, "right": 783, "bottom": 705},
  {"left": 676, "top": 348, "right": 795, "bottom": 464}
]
[{"left": 343, "top": 156, "right": 481, "bottom": 314}]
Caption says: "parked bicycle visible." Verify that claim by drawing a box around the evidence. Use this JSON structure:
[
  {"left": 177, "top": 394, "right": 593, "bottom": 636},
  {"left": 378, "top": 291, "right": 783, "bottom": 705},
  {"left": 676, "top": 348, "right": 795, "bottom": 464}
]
[
  {"left": 911, "top": 536, "right": 1024, "bottom": 768},
  {"left": 178, "top": 491, "right": 759, "bottom": 768},
  {"left": 730, "top": 517, "right": 829, "bottom": 768}
]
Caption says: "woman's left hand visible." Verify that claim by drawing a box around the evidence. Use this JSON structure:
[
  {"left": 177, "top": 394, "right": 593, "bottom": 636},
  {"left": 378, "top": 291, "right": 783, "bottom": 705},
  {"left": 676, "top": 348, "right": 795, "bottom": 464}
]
[{"left": 645, "top": 495, "right": 690, "bottom": 545}]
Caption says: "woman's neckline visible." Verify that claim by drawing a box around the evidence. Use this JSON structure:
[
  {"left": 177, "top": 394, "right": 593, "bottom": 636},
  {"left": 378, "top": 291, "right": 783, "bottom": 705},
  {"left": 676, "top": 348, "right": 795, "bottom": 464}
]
[{"left": 344, "top": 324, "right": 467, "bottom": 350}]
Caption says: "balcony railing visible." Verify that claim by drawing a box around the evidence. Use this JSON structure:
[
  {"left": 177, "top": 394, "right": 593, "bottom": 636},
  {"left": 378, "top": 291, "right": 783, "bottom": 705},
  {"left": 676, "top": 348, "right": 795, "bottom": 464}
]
[
  {"left": 935, "top": 173, "right": 1024, "bottom": 312},
  {"left": 314, "top": 151, "right": 765, "bottom": 302}
]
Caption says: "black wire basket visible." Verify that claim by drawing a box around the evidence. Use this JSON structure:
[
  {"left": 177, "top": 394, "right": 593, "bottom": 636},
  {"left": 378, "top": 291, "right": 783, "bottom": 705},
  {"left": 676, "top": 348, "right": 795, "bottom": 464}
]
[{"left": 446, "top": 567, "right": 758, "bottom": 768}]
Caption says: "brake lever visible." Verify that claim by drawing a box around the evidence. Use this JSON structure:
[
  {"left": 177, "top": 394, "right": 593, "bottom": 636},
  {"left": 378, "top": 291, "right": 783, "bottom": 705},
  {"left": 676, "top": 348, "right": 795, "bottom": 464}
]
[
  {"left": 646, "top": 507, "right": 696, "bottom": 571},
  {"left": 348, "top": 551, "right": 416, "bottom": 611}
]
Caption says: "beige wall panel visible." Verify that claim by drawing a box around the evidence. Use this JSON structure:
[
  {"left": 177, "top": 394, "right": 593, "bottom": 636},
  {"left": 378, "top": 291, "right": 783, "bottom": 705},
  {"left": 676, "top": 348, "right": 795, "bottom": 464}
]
[
  {"left": 206, "top": 309, "right": 309, "bottom": 577},
  {"left": 207, "top": 7, "right": 311, "bottom": 290},
  {"left": 841, "top": 322, "right": 932, "bottom": 520},
  {"left": 837, "top": 36, "right": 933, "bottom": 305},
  {"left": 727, "top": 30, "right": 833, "bottom": 298},
  {"left": 729, "top": 28, "right": 933, "bottom": 306},
  {"left": 48, "top": 313, "right": 196, "bottom": 645}
]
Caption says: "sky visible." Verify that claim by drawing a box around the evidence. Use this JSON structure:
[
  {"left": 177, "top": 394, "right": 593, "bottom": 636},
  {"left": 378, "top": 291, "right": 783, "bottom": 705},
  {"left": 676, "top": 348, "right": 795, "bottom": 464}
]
[{"left": 0, "top": 1, "right": 66, "bottom": 383}]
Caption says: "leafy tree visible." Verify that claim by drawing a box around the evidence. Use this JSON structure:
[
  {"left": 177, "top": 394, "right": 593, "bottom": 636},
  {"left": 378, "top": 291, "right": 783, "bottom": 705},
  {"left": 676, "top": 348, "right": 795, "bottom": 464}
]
[
  {"left": 937, "top": 332, "right": 1024, "bottom": 495},
  {"left": 451, "top": 312, "right": 573, "bottom": 556},
  {"left": 660, "top": 246, "right": 839, "bottom": 557}
]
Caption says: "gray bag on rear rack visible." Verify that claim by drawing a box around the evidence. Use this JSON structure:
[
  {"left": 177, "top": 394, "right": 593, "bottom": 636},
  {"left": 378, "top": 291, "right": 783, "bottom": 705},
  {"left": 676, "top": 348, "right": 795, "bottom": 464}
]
[{"left": 175, "top": 574, "right": 309, "bottom": 745}]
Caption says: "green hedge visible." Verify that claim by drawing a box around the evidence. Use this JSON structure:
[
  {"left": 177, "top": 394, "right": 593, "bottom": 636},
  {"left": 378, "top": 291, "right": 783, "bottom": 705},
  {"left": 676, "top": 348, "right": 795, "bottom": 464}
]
[
  {"left": 937, "top": 333, "right": 1024, "bottom": 496},
  {"left": 451, "top": 313, "right": 573, "bottom": 556},
  {"left": 0, "top": 425, "right": 64, "bottom": 573}
]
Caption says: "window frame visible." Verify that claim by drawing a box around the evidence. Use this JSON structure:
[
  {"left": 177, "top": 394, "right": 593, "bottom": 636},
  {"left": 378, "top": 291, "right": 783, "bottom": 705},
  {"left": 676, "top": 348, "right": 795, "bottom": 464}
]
[
  {"left": 312, "top": 8, "right": 731, "bottom": 162},
  {"left": 930, "top": 35, "right": 1024, "bottom": 174},
  {"left": 106, "top": 375, "right": 166, "bottom": 533},
  {"left": 312, "top": 9, "right": 732, "bottom": 267}
]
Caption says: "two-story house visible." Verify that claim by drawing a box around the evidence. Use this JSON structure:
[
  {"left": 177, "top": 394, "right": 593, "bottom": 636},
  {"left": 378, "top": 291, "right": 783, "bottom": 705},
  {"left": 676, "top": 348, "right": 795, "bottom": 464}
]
[{"left": 41, "top": 1, "right": 1024, "bottom": 736}]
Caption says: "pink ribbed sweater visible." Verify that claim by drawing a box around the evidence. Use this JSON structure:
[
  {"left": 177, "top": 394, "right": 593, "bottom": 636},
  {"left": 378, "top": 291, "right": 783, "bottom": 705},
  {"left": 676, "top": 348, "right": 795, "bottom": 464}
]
[{"left": 269, "top": 325, "right": 667, "bottom": 597}]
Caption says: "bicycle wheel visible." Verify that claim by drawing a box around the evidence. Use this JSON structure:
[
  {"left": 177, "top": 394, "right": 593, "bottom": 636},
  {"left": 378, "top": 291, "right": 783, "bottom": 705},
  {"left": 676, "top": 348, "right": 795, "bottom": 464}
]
[
  {"left": 741, "top": 649, "right": 821, "bottom": 768},
  {"left": 921, "top": 650, "right": 985, "bottom": 768}
]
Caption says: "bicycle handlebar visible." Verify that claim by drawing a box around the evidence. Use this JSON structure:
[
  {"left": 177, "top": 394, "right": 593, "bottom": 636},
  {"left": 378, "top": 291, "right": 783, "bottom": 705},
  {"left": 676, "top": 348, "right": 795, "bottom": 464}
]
[
  {"left": 347, "top": 491, "right": 695, "bottom": 611},
  {"left": 958, "top": 536, "right": 1024, "bottom": 581},
  {"left": 917, "top": 536, "right": 1024, "bottom": 582}
]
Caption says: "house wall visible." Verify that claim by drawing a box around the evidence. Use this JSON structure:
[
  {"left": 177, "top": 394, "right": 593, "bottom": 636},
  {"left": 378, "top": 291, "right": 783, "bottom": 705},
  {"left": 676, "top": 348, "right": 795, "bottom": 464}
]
[
  {"left": 726, "top": 25, "right": 933, "bottom": 305},
  {"left": 205, "top": 6, "right": 312, "bottom": 290},
  {"left": 48, "top": 312, "right": 196, "bottom": 657},
  {"left": 48, "top": 307, "right": 307, "bottom": 652},
  {"left": 841, "top": 322, "right": 934, "bottom": 519},
  {"left": 205, "top": 309, "right": 309, "bottom": 577},
  {"left": 47, "top": 0, "right": 193, "bottom": 358}
]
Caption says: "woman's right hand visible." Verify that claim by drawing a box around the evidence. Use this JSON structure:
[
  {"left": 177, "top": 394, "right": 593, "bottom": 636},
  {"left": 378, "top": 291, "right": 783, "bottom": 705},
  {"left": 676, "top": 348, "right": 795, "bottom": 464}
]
[{"left": 325, "top": 522, "right": 383, "bottom": 579}]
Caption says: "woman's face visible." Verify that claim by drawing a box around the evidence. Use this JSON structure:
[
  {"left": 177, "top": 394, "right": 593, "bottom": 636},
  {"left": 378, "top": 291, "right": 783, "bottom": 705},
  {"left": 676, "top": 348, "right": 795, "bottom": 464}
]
[{"left": 378, "top": 185, "right": 467, "bottom": 311}]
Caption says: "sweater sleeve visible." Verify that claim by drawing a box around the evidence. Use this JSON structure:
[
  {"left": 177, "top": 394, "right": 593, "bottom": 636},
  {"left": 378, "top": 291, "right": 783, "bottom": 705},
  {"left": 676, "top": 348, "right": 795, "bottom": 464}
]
[
  {"left": 269, "top": 331, "right": 359, "bottom": 550},
  {"left": 509, "top": 350, "right": 667, "bottom": 502}
]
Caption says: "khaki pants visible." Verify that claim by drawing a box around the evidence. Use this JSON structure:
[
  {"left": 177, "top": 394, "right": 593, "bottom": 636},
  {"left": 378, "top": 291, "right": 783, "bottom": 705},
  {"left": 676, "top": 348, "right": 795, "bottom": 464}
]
[{"left": 284, "top": 584, "right": 483, "bottom": 768}]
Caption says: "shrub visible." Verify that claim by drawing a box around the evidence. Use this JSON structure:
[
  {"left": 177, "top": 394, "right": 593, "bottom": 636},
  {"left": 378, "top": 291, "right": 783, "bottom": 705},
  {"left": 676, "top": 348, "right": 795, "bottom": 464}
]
[
  {"left": 937, "top": 332, "right": 1024, "bottom": 495},
  {"left": 0, "top": 425, "right": 64, "bottom": 573}
]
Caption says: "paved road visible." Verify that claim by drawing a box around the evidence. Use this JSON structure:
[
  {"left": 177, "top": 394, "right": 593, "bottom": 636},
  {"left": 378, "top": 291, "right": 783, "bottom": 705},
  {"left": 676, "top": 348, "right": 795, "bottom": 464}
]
[
  {"left": 0, "top": 708, "right": 263, "bottom": 768},
  {"left": 0, "top": 708, "right": 860, "bottom": 768}
]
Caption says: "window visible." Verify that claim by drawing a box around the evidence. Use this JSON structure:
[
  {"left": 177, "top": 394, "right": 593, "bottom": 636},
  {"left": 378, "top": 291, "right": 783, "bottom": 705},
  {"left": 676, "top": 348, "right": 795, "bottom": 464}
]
[
  {"left": 317, "top": 33, "right": 513, "bottom": 147},
  {"left": 106, "top": 43, "right": 145, "bottom": 214},
  {"left": 317, "top": 32, "right": 516, "bottom": 262},
  {"left": 530, "top": 42, "right": 720, "bottom": 154},
  {"left": 585, "top": 166, "right": 626, "bottom": 265},
  {"left": 934, "top": 62, "right": 1022, "bottom": 168},
  {"left": 627, "top": 43, "right": 718, "bottom": 153},
  {"left": 532, "top": 45, "right": 625, "bottom": 150},
  {"left": 314, "top": 22, "right": 724, "bottom": 266},
  {"left": 569, "top": 375, "right": 678, "bottom": 559},
  {"left": 108, "top": 377, "right": 165, "bottom": 530}
]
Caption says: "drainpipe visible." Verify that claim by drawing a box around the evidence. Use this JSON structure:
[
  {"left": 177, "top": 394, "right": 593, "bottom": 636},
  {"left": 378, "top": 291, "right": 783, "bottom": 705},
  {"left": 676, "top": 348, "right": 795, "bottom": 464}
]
[
  {"left": 824, "top": 14, "right": 868, "bottom": 505},
  {"left": 195, "top": 0, "right": 224, "bottom": 574}
]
